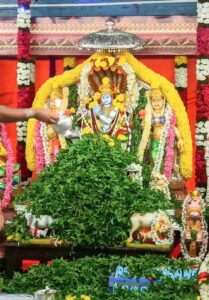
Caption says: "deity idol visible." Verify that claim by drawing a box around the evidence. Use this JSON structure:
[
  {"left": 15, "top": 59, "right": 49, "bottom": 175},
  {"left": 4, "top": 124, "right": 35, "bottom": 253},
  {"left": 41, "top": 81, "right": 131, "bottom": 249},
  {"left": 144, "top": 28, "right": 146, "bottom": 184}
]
[
  {"left": 91, "top": 77, "right": 119, "bottom": 134},
  {"left": 79, "top": 74, "right": 132, "bottom": 146},
  {"left": 138, "top": 88, "right": 185, "bottom": 185}
]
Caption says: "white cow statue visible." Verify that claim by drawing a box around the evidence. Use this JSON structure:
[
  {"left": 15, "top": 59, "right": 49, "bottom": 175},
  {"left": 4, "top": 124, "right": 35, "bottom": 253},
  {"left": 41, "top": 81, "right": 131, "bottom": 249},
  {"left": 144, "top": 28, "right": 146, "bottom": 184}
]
[{"left": 25, "top": 212, "right": 53, "bottom": 237}]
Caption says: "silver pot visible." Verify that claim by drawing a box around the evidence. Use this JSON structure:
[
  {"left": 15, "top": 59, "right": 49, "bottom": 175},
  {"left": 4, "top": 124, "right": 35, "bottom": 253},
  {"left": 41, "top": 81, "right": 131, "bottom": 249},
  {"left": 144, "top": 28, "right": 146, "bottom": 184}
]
[
  {"left": 34, "top": 288, "right": 57, "bottom": 300},
  {"left": 53, "top": 113, "right": 81, "bottom": 141},
  {"left": 53, "top": 114, "right": 73, "bottom": 135}
]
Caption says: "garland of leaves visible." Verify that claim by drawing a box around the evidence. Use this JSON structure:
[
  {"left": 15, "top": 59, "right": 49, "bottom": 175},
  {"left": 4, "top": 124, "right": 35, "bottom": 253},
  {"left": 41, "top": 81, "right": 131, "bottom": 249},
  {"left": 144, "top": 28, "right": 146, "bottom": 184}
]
[
  {"left": 130, "top": 87, "right": 147, "bottom": 157},
  {"left": 2, "top": 256, "right": 199, "bottom": 300},
  {"left": 6, "top": 135, "right": 178, "bottom": 246}
]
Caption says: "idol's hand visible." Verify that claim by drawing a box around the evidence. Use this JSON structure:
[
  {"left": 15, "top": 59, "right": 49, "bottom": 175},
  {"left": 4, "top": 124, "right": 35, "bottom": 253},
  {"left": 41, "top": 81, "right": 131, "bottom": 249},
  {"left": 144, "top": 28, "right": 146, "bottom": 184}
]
[
  {"left": 93, "top": 104, "right": 101, "bottom": 115},
  {"left": 177, "top": 138, "right": 184, "bottom": 153}
]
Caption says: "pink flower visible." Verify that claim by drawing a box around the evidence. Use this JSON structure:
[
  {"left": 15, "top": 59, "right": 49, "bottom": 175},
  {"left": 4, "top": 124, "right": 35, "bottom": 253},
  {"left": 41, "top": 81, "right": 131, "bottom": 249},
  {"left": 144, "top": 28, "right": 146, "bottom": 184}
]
[
  {"left": 35, "top": 122, "right": 45, "bottom": 173},
  {"left": 17, "top": 30, "right": 31, "bottom": 60},
  {"left": 163, "top": 112, "right": 176, "bottom": 179},
  {"left": 0, "top": 124, "right": 14, "bottom": 209},
  {"left": 197, "top": 84, "right": 209, "bottom": 119},
  {"left": 197, "top": 27, "right": 209, "bottom": 56},
  {"left": 138, "top": 110, "right": 146, "bottom": 119},
  {"left": 196, "top": 149, "right": 207, "bottom": 186},
  {"left": 17, "top": 86, "right": 35, "bottom": 108}
]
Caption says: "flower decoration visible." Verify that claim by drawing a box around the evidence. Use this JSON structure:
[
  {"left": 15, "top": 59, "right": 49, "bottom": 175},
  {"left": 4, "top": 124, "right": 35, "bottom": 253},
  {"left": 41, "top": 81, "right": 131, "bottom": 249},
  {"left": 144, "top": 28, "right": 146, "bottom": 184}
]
[
  {"left": 197, "top": 27, "right": 209, "bottom": 56},
  {"left": 64, "top": 57, "right": 77, "bottom": 70},
  {"left": 65, "top": 296, "right": 91, "bottom": 300},
  {"left": 196, "top": 0, "right": 209, "bottom": 190},
  {"left": 197, "top": 58, "right": 209, "bottom": 82},
  {"left": 138, "top": 109, "right": 146, "bottom": 119},
  {"left": 197, "top": 84, "right": 209, "bottom": 119},
  {"left": 175, "top": 56, "right": 188, "bottom": 66},
  {"left": 17, "top": 0, "right": 34, "bottom": 179},
  {"left": 197, "top": 1, "right": 209, "bottom": 25},
  {"left": 16, "top": 121, "right": 27, "bottom": 142},
  {"left": 0, "top": 123, "right": 14, "bottom": 209}
]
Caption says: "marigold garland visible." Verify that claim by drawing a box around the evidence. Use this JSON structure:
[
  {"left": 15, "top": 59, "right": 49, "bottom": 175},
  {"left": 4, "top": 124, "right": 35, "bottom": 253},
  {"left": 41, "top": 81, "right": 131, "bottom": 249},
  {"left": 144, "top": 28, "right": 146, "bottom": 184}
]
[{"left": 26, "top": 52, "right": 193, "bottom": 179}]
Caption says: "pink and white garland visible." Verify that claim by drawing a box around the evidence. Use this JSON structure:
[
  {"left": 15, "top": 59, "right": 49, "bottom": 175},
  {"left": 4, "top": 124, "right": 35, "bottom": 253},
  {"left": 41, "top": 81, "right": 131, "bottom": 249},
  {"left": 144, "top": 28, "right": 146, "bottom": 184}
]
[
  {"left": 35, "top": 122, "right": 45, "bottom": 173},
  {"left": 40, "top": 123, "right": 51, "bottom": 167},
  {"left": 0, "top": 124, "right": 14, "bottom": 209},
  {"left": 163, "top": 112, "right": 176, "bottom": 179}
]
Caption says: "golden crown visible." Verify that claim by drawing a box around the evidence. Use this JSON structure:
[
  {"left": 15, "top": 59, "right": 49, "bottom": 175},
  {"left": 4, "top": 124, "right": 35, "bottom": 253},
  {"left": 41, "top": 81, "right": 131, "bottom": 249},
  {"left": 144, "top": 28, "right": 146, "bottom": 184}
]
[
  {"left": 150, "top": 88, "right": 164, "bottom": 99},
  {"left": 50, "top": 88, "right": 63, "bottom": 100},
  {"left": 99, "top": 77, "right": 112, "bottom": 95}
]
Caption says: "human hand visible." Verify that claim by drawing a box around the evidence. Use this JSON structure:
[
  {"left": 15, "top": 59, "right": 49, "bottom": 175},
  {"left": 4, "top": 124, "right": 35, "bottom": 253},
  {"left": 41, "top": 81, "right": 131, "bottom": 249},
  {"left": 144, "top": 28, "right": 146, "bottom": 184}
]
[{"left": 34, "top": 108, "right": 59, "bottom": 124}]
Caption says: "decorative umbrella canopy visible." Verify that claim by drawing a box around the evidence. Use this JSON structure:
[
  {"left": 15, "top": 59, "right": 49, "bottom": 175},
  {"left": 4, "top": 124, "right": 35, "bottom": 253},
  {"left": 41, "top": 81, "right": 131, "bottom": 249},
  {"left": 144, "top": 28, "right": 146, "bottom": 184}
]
[{"left": 78, "top": 19, "right": 145, "bottom": 53}]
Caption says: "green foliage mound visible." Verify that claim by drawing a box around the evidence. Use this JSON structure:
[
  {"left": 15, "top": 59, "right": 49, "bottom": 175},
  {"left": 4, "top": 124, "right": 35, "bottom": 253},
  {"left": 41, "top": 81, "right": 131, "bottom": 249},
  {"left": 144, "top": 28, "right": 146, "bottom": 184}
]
[
  {"left": 2, "top": 255, "right": 198, "bottom": 300},
  {"left": 10, "top": 135, "right": 174, "bottom": 246}
]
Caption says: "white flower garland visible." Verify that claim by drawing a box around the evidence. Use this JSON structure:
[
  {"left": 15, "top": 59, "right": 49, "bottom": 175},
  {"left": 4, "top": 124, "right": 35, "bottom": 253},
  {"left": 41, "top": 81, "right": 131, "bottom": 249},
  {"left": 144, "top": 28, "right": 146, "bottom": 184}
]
[
  {"left": 197, "top": 58, "right": 209, "bottom": 81},
  {"left": 122, "top": 63, "right": 139, "bottom": 110},
  {"left": 175, "top": 67, "right": 188, "bottom": 88},
  {"left": 16, "top": 121, "right": 27, "bottom": 142},
  {"left": 181, "top": 194, "right": 208, "bottom": 262},
  {"left": 17, "top": 7, "right": 31, "bottom": 29},
  {"left": 205, "top": 138, "right": 209, "bottom": 203},
  {"left": 77, "top": 63, "right": 92, "bottom": 101},
  {"left": 197, "top": 2, "right": 209, "bottom": 25},
  {"left": 196, "top": 120, "right": 209, "bottom": 147},
  {"left": 40, "top": 122, "right": 51, "bottom": 167},
  {"left": 17, "top": 62, "right": 35, "bottom": 85},
  {"left": 150, "top": 211, "right": 174, "bottom": 245}
]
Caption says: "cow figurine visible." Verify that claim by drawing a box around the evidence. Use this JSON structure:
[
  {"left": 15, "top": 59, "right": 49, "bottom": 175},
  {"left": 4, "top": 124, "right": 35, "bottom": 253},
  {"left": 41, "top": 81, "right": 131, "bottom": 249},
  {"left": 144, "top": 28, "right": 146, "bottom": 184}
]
[
  {"left": 25, "top": 212, "right": 53, "bottom": 238},
  {"left": 128, "top": 211, "right": 173, "bottom": 245}
]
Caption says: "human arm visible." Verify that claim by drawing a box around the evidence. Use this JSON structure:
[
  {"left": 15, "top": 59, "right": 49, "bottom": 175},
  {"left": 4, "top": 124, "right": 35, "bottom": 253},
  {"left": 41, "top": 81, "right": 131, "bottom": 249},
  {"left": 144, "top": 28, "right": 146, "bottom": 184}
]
[{"left": 0, "top": 106, "right": 58, "bottom": 124}]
